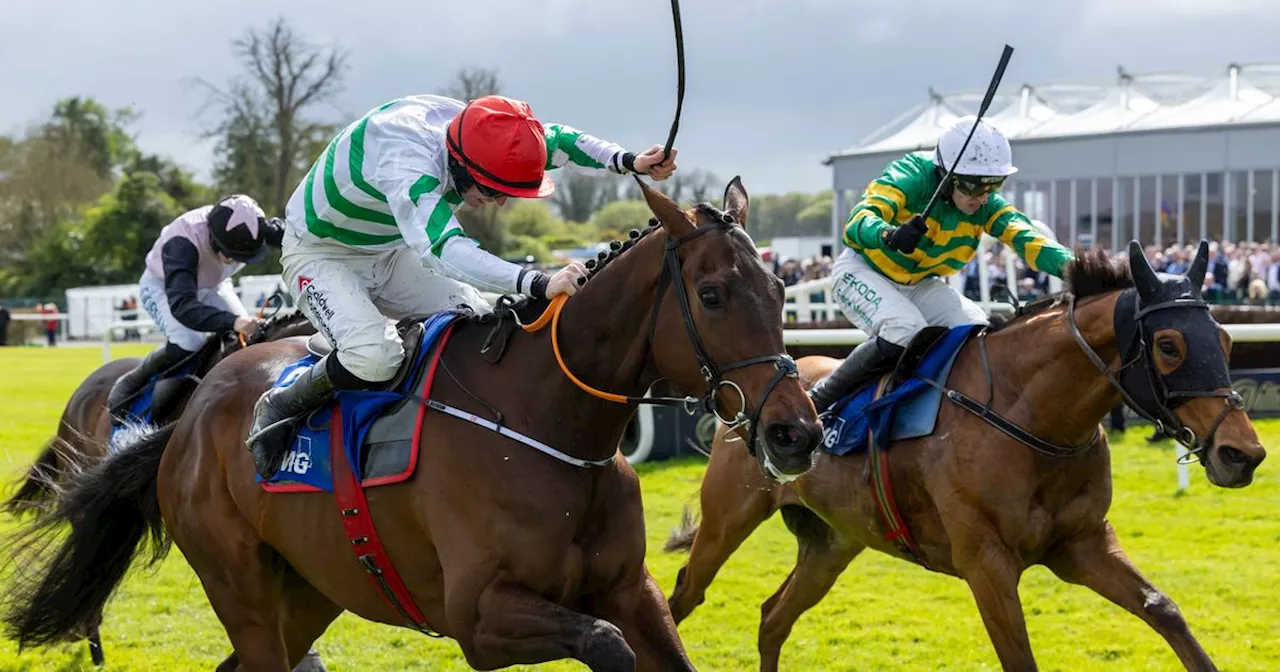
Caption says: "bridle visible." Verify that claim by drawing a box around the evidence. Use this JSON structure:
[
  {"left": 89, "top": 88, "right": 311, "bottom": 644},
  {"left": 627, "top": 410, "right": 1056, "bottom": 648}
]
[
  {"left": 521, "top": 214, "right": 798, "bottom": 468},
  {"left": 1068, "top": 289, "right": 1243, "bottom": 463}
]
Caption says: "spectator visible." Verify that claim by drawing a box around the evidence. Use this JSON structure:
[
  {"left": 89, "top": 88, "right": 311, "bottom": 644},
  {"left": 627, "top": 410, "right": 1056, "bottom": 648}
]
[
  {"left": 1267, "top": 258, "right": 1280, "bottom": 302},
  {"left": 43, "top": 302, "right": 58, "bottom": 347},
  {"left": 0, "top": 302, "right": 9, "bottom": 346}
]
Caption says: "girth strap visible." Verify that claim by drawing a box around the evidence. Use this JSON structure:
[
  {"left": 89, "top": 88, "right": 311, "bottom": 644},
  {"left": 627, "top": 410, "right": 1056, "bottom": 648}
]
[{"left": 330, "top": 407, "right": 443, "bottom": 637}]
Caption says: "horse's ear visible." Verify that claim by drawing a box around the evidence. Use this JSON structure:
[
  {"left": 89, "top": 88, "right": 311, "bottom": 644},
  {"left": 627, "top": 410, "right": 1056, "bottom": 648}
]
[
  {"left": 1127, "top": 240, "right": 1160, "bottom": 299},
  {"left": 722, "top": 176, "right": 749, "bottom": 229},
  {"left": 1186, "top": 239, "right": 1210, "bottom": 294},
  {"left": 636, "top": 176, "right": 694, "bottom": 237}
]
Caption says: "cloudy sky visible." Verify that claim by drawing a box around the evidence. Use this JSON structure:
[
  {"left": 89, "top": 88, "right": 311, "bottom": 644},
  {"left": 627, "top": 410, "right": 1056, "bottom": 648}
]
[{"left": 3, "top": 0, "right": 1279, "bottom": 195}]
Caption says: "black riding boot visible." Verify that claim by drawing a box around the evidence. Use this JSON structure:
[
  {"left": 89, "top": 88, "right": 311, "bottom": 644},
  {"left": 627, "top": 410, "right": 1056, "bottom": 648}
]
[
  {"left": 808, "top": 336, "right": 906, "bottom": 415},
  {"left": 106, "top": 342, "right": 189, "bottom": 419},
  {"left": 247, "top": 354, "right": 337, "bottom": 479}
]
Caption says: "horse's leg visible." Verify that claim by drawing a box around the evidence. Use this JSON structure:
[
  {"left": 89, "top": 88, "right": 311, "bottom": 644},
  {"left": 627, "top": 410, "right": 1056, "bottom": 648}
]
[
  {"left": 596, "top": 568, "right": 695, "bottom": 672},
  {"left": 1044, "top": 522, "right": 1215, "bottom": 672},
  {"left": 456, "top": 580, "right": 636, "bottom": 672},
  {"left": 169, "top": 498, "right": 292, "bottom": 671},
  {"left": 758, "top": 513, "right": 864, "bottom": 672},
  {"left": 278, "top": 566, "right": 341, "bottom": 672},
  {"left": 86, "top": 619, "right": 104, "bottom": 666},
  {"left": 949, "top": 518, "right": 1036, "bottom": 670},
  {"left": 667, "top": 444, "right": 778, "bottom": 624}
]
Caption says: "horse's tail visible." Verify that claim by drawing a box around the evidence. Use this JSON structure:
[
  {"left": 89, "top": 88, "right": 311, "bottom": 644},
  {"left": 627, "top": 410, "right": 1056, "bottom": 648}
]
[
  {"left": 3, "top": 438, "right": 67, "bottom": 517},
  {"left": 664, "top": 506, "right": 701, "bottom": 553},
  {"left": 0, "top": 421, "right": 175, "bottom": 649}
]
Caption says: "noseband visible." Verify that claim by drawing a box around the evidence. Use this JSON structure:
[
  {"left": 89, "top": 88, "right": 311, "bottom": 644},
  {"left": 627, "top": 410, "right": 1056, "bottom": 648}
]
[
  {"left": 645, "top": 216, "right": 798, "bottom": 457},
  {"left": 1068, "top": 291, "right": 1244, "bottom": 463}
]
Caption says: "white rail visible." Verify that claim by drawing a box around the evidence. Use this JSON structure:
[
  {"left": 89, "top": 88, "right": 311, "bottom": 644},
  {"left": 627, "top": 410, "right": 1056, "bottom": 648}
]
[{"left": 781, "top": 322, "right": 1280, "bottom": 347}]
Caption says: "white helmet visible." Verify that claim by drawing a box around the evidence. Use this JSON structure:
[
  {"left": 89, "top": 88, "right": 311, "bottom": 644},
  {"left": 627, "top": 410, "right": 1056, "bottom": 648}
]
[{"left": 934, "top": 115, "right": 1018, "bottom": 178}]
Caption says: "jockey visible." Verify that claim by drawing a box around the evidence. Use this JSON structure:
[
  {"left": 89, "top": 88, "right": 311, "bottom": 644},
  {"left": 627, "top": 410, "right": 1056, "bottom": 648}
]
[
  {"left": 246, "top": 94, "right": 678, "bottom": 477},
  {"left": 107, "top": 195, "right": 282, "bottom": 420},
  {"left": 808, "top": 115, "right": 1075, "bottom": 414}
]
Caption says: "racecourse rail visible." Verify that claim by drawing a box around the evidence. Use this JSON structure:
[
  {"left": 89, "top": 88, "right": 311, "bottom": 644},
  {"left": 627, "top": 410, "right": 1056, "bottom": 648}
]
[{"left": 99, "top": 278, "right": 1279, "bottom": 490}]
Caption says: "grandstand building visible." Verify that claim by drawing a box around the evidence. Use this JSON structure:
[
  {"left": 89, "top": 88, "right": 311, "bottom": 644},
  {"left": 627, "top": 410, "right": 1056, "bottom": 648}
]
[{"left": 826, "top": 62, "right": 1280, "bottom": 251}]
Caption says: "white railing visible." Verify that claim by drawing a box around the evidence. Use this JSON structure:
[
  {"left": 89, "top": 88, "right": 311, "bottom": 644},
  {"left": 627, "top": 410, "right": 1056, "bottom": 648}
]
[
  {"left": 101, "top": 319, "right": 159, "bottom": 363},
  {"left": 781, "top": 322, "right": 1280, "bottom": 347},
  {"left": 784, "top": 276, "right": 1018, "bottom": 324}
]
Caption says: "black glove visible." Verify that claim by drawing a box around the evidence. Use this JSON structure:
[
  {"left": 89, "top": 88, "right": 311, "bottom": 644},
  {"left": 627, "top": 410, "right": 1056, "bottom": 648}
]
[
  {"left": 882, "top": 216, "right": 928, "bottom": 253},
  {"left": 263, "top": 217, "right": 286, "bottom": 248}
]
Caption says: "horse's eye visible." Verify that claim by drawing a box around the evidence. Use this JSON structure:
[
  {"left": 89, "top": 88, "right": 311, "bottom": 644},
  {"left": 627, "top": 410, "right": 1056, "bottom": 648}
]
[
  {"left": 1158, "top": 339, "right": 1180, "bottom": 358},
  {"left": 699, "top": 287, "right": 722, "bottom": 308}
]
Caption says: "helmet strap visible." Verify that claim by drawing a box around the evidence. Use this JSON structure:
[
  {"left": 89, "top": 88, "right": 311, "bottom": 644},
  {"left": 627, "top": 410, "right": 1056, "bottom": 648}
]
[{"left": 934, "top": 166, "right": 956, "bottom": 204}]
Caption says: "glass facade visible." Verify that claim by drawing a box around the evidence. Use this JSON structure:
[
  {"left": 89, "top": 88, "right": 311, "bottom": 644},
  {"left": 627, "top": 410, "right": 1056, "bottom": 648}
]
[{"left": 1003, "top": 168, "right": 1280, "bottom": 249}]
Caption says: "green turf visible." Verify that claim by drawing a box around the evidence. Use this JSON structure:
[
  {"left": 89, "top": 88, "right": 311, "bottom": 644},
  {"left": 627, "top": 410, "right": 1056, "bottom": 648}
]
[{"left": 0, "top": 345, "right": 1276, "bottom": 671}]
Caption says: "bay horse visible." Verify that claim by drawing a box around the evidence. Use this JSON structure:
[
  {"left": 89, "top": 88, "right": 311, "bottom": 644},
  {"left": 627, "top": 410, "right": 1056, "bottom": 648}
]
[
  {"left": 1, "top": 298, "right": 317, "bottom": 668},
  {"left": 4, "top": 292, "right": 314, "bottom": 516},
  {"left": 664, "top": 241, "right": 1266, "bottom": 671},
  {"left": 1, "top": 177, "right": 822, "bottom": 671}
]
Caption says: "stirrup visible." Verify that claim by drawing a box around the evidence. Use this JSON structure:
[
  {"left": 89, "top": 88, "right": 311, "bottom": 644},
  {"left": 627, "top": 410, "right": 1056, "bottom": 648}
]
[{"left": 245, "top": 416, "right": 301, "bottom": 447}]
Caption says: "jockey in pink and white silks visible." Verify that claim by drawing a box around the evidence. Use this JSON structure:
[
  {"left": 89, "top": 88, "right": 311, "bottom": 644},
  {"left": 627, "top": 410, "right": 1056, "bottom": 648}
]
[{"left": 107, "top": 195, "right": 283, "bottom": 422}]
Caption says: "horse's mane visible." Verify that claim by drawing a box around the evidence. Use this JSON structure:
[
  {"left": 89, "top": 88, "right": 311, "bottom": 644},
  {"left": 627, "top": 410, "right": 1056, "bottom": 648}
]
[
  {"left": 989, "top": 246, "right": 1134, "bottom": 331},
  {"left": 462, "top": 201, "right": 748, "bottom": 331},
  {"left": 467, "top": 204, "right": 709, "bottom": 329}
]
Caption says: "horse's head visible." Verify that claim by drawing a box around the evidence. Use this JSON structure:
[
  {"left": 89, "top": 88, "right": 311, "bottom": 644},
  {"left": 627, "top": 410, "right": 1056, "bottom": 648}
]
[
  {"left": 636, "top": 177, "right": 821, "bottom": 480},
  {"left": 1122, "top": 239, "right": 1265, "bottom": 487}
]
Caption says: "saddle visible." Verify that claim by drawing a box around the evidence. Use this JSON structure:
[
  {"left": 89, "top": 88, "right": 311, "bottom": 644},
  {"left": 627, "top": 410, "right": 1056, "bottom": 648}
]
[
  {"left": 821, "top": 324, "right": 980, "bottom": 456},
  {"left": 261, "top": 310, "right": 465, "bottom": 492},
  {"left": 305, "top": 316, "right": 430, "bottom": 396}
]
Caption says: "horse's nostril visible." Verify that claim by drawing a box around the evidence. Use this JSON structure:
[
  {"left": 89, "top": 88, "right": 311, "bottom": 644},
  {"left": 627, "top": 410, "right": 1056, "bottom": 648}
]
[
  {"left": 1218, "top": 445, "right": 1252, "bottom": 467},
  {"left": 768, "top": 423, "right": 800, "bottom": 449}
]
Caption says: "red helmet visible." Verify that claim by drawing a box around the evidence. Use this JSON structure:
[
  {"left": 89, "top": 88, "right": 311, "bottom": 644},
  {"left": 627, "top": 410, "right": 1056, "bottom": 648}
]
[{"left": 446, "top": 95, "right": 554, "bottom": 199}]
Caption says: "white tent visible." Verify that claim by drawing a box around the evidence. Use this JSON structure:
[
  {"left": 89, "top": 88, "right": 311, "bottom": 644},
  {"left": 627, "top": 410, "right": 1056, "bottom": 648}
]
[
  {"left": 1030, "top": 83, "right": 1160, "bottom": 139},
  {"left": 986, "top": 86, "right": 1059, "bottom": 139},
  {"left": 1129, "top": 71, "right": 1272, "bottom": 130},
  {"left": 852, "top": 96, "right": 967, "bottom": 155},
  {"left": 64, "top": 284, "right": 142, "bottom": 339},
  {"left": 238, "top": 274, "right": 289, "bottom": 308}
]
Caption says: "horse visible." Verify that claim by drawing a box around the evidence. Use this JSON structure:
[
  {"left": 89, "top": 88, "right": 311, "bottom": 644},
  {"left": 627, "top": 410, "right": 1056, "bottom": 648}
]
[
  {"left": 4, "top": 292, "right": 314, "bottom": 517},
  {"left": 0, "top": 177, "right": 823, "bottom": 671},
  {"left": 1, "top": 296, "right": 317, "bottom": 669},
  {"left": 663, "top": 241, "right": 1267, "bottom": 671}
]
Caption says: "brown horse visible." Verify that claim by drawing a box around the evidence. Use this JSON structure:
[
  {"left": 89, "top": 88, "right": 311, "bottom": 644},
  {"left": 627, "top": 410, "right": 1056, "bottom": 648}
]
[
  {"left": 4, "top": 295, "right": 314, "bottom": 517},
  {"left": 1, "top": 177, "right": 822, "bottom": 671},
  {"left": 664, "top": 241, "right": 1266, "bottom": 671},
  {"left": 1, "top": 301, "right": 315, "bottom": 668}
]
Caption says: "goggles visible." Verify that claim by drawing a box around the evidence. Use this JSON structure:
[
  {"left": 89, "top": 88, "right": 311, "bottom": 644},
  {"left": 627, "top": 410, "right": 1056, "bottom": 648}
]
[{"left": 952, "top": 174, "right": 1005, "bottom": 197}]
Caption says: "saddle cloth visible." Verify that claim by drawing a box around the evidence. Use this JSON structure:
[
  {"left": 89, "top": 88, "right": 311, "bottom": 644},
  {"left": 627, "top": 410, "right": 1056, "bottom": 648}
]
[
  {"left": 259, "top": 310, "right": 463, "bottom": 492},
  {"left": 820, "top": 325, "right": 981, "bottom": 456}
]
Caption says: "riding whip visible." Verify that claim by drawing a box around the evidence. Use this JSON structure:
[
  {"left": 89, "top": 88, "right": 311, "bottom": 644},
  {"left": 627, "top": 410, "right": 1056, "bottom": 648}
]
[{"left": 919, "top": 44, "right": 1014, "bottom": 222}]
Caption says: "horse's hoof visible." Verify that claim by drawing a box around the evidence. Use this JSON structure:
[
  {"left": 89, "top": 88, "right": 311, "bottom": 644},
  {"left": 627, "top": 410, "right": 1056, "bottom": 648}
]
[{"left": 292, "top": 648, "right": 328, "bottom": 672}]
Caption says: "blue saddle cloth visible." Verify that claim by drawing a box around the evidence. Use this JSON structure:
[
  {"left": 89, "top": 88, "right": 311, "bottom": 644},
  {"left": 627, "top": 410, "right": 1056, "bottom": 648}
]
[
  {"left": 258, "top": 311, "right": 463, "bottom": 492},
  {"left": 820, "top": 325, "right": 980, "bottom": 456},
  {"left": 108, "top": 357, "right": 200, "bottom": 452}
]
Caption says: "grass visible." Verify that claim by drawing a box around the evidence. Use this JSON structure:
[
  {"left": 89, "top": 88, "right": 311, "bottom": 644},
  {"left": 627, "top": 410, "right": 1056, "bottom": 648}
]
[{"left": 0, "top": 345, "right": 1277, "bottom": 671}]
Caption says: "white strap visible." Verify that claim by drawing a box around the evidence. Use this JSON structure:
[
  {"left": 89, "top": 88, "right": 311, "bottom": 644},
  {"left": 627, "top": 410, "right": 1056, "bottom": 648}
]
[{"left": 423, "top": 399, "right": 615, "bottom": 469}]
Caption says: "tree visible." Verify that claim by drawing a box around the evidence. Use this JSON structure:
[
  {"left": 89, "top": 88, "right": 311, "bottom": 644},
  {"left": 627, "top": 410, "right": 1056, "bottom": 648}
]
[
  {"left": 199, "top": 18, "right": 348, "bottom": 214},
  {"left": 43, "top": 97, "right": 139, "bottom": 178},
  {"left": 589, "top": 200, "right": 653, "bottom": 241},
  {"left": 550, "top": 172, "right": 618, "bottom": 224},
  {"left": 445, "top": 67, "right": 502, "bottom": 103},
  {"left": 0, "top": 131, "right": 112, "bottom": 269},
  {"left": 78, "top": 171, "right": 181, "bottom": 283}
]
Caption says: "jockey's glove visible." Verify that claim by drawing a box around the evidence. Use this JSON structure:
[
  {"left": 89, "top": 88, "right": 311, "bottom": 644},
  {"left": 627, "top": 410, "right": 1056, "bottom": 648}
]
[{"left": 882, "top": 216, "right": 928, "bottom": 254}]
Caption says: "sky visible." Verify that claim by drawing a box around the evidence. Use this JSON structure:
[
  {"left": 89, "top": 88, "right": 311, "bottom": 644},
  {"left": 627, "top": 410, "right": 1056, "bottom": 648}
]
[{"left": 3, "top": 0, "right": 1280, "bottom": 196}]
